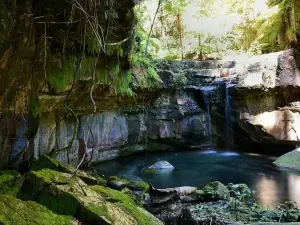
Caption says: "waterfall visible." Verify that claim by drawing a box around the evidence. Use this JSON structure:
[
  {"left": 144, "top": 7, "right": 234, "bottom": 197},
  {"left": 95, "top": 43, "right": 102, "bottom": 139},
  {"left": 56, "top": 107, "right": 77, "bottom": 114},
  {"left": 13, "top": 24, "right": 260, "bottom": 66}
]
[
  {"left": 225, "top": 83, "right": 235, "bottom": 149},
  {"left": 199, "top": 86, "right": 214, "bottom": 143}
]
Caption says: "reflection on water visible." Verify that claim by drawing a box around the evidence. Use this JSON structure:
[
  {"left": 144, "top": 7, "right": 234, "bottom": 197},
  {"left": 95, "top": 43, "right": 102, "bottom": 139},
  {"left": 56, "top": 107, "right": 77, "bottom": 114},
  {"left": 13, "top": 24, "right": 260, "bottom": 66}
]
[
  {"left": 256, "top": 175, "right": 278, "bottom": 208},
  {"left": 95, "top": 150, "right": 300, "bottom": 208},
  {"left": 199, "top": 150, "right": 217, "bottom": 154},
  {"left": 288, "top": 173, "right": 300, "bottom": 206},
  {"left": 220, "top": 152, "right": 240, "bottom": 156},
  {"left": 256, "top": 172, "right": 300, "bottom": 208}
]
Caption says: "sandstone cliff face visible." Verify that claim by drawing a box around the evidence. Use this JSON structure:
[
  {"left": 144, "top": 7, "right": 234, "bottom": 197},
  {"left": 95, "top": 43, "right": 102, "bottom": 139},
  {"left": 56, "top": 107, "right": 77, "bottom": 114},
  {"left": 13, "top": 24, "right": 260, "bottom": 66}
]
[{"left": 232, "top": 49, "right": 300, "bottom": 148}]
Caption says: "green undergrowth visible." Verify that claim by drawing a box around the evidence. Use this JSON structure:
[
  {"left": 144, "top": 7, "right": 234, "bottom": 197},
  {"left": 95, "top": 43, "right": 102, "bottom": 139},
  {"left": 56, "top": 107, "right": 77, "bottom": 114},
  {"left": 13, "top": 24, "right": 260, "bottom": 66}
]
[{"left": 131, "top": 54, "right": 162, "bottom": 89}]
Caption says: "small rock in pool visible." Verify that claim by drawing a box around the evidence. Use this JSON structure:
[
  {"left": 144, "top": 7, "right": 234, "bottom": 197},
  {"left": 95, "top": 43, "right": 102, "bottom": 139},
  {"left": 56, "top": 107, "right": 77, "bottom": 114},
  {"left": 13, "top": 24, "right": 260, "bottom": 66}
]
[{"left": 148, "top": 161, "right": 175, "bottom": 171}]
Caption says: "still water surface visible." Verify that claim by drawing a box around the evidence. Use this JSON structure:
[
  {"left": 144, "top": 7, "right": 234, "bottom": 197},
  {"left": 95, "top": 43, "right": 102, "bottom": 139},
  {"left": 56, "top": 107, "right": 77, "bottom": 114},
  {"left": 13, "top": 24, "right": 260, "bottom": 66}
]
[{"left": 96, "top": 150, "right": 300, "bottom": 208}]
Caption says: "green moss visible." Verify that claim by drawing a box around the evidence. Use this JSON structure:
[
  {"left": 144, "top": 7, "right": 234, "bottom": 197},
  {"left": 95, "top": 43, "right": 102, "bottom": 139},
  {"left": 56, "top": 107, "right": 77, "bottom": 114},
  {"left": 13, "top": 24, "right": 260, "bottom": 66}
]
[
  {"left": 77, "top": 203, "right": 113, "bottom": 224},
  {"left": 18, "top": 169, "right": 143, "bottom": 224},
  {"left": 118, "top": 145, "right": 145, "bottom": 157},
  {"left": 97, "top": 177, "right": 108, "bottom": 186},
  {"left": 274, "top": 149, "right": 300, "bottom": 170},
  {"left": 18, "top": 169, "right": 79, "bottom": 216},
  {"left": 31, "top": 155, "right": 68, "bottom": 172},
  {"left": 134, "top": 181, "right": 149, "bottom": 204},
  {"left": 141, "top": 169, "right": 159, "bottom": 175},
  {"left": 31, "top": 155, "right": 97, "bottom": 185},
  {"left": 91, "top": 185, "right": 162, "bottom": 225},
  {"left": 121, "top": 187, "right": 137, "bottom": 202},
  {"left": 196, "top": 181, "right": 230, "bottom": 201},
  {"left": 135, "top": 181, "right": 149, "bottom": 191},
  {"left": 107, "top": 44, "right": 124, "bottom": 57},
  {"left": 48, "top": 60, "right": 73, "bottom": 90},
  {"left": 0, "top": 171, "right": 22, "bottom": 197},
  {"left": 0, "top": 195, "right": 74, "bottom": 225},
  {"left": 109, "top": 176, "right": 131, "bottom": 184}
]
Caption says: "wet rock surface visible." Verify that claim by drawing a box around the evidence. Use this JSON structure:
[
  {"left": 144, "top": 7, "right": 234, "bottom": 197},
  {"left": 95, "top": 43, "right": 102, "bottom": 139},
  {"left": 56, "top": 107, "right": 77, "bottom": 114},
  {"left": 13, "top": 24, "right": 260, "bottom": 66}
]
[
  {"left": 196, "top": 181, "right": 230, "bottom": 201},
  {"left": 147, "top": 182, "right": 300, "bottom": 225},
  {"left": 0, "top": 156, "right": 163, "bottom": 225},
  {"left": 3, "top": 49, "right": 300, "bottom": 168},
  {"left": 147, "top": 161, "right": 175, "bottom": 171},
  {"left": 274, "top": 148, "right": 300, "bottom": 171}
]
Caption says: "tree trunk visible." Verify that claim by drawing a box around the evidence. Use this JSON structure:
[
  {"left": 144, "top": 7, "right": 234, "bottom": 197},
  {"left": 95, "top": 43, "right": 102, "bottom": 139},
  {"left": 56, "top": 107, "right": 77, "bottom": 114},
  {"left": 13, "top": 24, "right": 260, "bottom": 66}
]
[{"left": 177, "top": 13, "right": 184, "bottom": 60}]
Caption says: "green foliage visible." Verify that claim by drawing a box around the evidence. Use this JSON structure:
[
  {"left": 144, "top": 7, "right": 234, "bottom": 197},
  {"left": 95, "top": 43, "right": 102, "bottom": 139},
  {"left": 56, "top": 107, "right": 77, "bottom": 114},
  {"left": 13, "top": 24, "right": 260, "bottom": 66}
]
[
  {"left": 131, "top": 54, "right": 162, "bottom": 88},
  {"left": 230, "top": 0, "right": 300, "bottom": 54},
  {"left": 107, "top": 43, "right": 125, "bottom": 58},
  {"left": 48, "top": 61, "right": 73, "bottom": 91},
  {"left": 135, "top": 0, "right": 300, "bottom": 58},
  {"left": 227, "top": 183, "right": 254, "bottom": 203},
  {"left": 196, "top": 181, "right": 230, "bottom": 201}
]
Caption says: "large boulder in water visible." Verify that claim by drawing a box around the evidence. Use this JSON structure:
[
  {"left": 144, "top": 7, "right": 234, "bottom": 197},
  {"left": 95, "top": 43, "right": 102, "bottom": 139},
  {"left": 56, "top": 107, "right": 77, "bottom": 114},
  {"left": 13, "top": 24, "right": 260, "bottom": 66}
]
[
  {"left": 196, "top": 181, "right": 230, "bottom": 201},
  {"left": 147, "top": 161, "right": 175, "bottom": 172},
  {"left": 274, "top": 148, "right": 300, "bottom": 171}
]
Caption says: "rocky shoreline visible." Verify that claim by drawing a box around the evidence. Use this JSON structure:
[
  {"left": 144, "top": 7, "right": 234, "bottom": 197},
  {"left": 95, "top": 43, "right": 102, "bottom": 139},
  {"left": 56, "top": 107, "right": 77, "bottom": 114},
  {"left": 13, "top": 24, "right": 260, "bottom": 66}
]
[{"left": 1, "top": 156, "right": 300, "bottom": 225}]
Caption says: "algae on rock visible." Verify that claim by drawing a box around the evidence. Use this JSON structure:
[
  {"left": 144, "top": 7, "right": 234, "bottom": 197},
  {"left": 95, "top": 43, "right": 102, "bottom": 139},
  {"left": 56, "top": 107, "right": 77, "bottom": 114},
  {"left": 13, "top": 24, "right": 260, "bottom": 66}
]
[
  {"left": 0, "top": 194, "right": 76, "bottom": 225},
  {"left": 0, "top": 170, "right": 22, "bottom": 196},
  {"left": 196, "top": 181, "right": 230, "bottom": 201},
  {"left": 18, "top": 167, "right": 162, "bottom": 225},
  {"left": 274, "top": 148, "right": 300, "bottom": 171}
]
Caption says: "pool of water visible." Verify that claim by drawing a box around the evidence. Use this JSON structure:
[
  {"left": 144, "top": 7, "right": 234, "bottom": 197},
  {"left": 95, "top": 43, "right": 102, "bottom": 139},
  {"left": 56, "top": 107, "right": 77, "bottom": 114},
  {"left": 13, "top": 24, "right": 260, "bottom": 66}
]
[{"left": 95, "top": 149, "right": 300, "bottom": 208}]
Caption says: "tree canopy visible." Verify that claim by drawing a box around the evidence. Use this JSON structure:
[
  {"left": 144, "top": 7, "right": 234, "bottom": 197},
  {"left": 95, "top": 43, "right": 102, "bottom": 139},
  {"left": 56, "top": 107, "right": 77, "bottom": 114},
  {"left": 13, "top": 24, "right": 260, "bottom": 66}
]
[{"left": 135, "top": 0, "right": 300, "bottom": 59}]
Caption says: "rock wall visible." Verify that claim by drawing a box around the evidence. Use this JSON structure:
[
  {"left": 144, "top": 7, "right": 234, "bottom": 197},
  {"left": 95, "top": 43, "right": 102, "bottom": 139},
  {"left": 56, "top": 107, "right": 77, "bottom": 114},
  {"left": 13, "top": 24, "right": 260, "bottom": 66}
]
[
  {"left": 10, "top": 89, "right": 211, "bottom": 167},
  {"left": 232, "top": 49, "right": 300, "bottom": 149},
  {"left": 3, "top": 49, "right": 300, "bottom": 168}
]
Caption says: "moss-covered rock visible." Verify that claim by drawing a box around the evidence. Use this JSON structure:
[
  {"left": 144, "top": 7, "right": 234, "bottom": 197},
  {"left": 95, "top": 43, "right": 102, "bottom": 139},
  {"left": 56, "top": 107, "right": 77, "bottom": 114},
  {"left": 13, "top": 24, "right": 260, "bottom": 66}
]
[
  {"left": 18, "top": 168, "right": 162, "bottom": 225},
  {"left": 121, "top": 187, "right": 137, "bottom": 202},
  {"left": 227, "top": 183, "right": 254, "bottom": 203},
  {"left": 274, "top": 149, "right": 300, "bottom": 171},
  {"left": 107, "top": 176, "right": 133, "bottom": 190},
  {"left": 135, "top": 181, "right": 149, "bottom": 191},
  {"left": 118, "top": 145, "right": 146, "bottom": 157},
  {"left": 196, "top": 181, "right": 230, "bottom": 201},
  {"left": 0, "top": 194, "right": 75, "bottom": 225},
  {"left": 0, "top": 170, "right": 22, "bottom": 196},
  {"left": 32, "top": 155, "right": 97, "bottom": 185},
  {"left": 97, "top": 176, "right": 108, "bottom": 187},
  {"left": 91, "top": 185, "right": 163, "bottom": 225}
]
